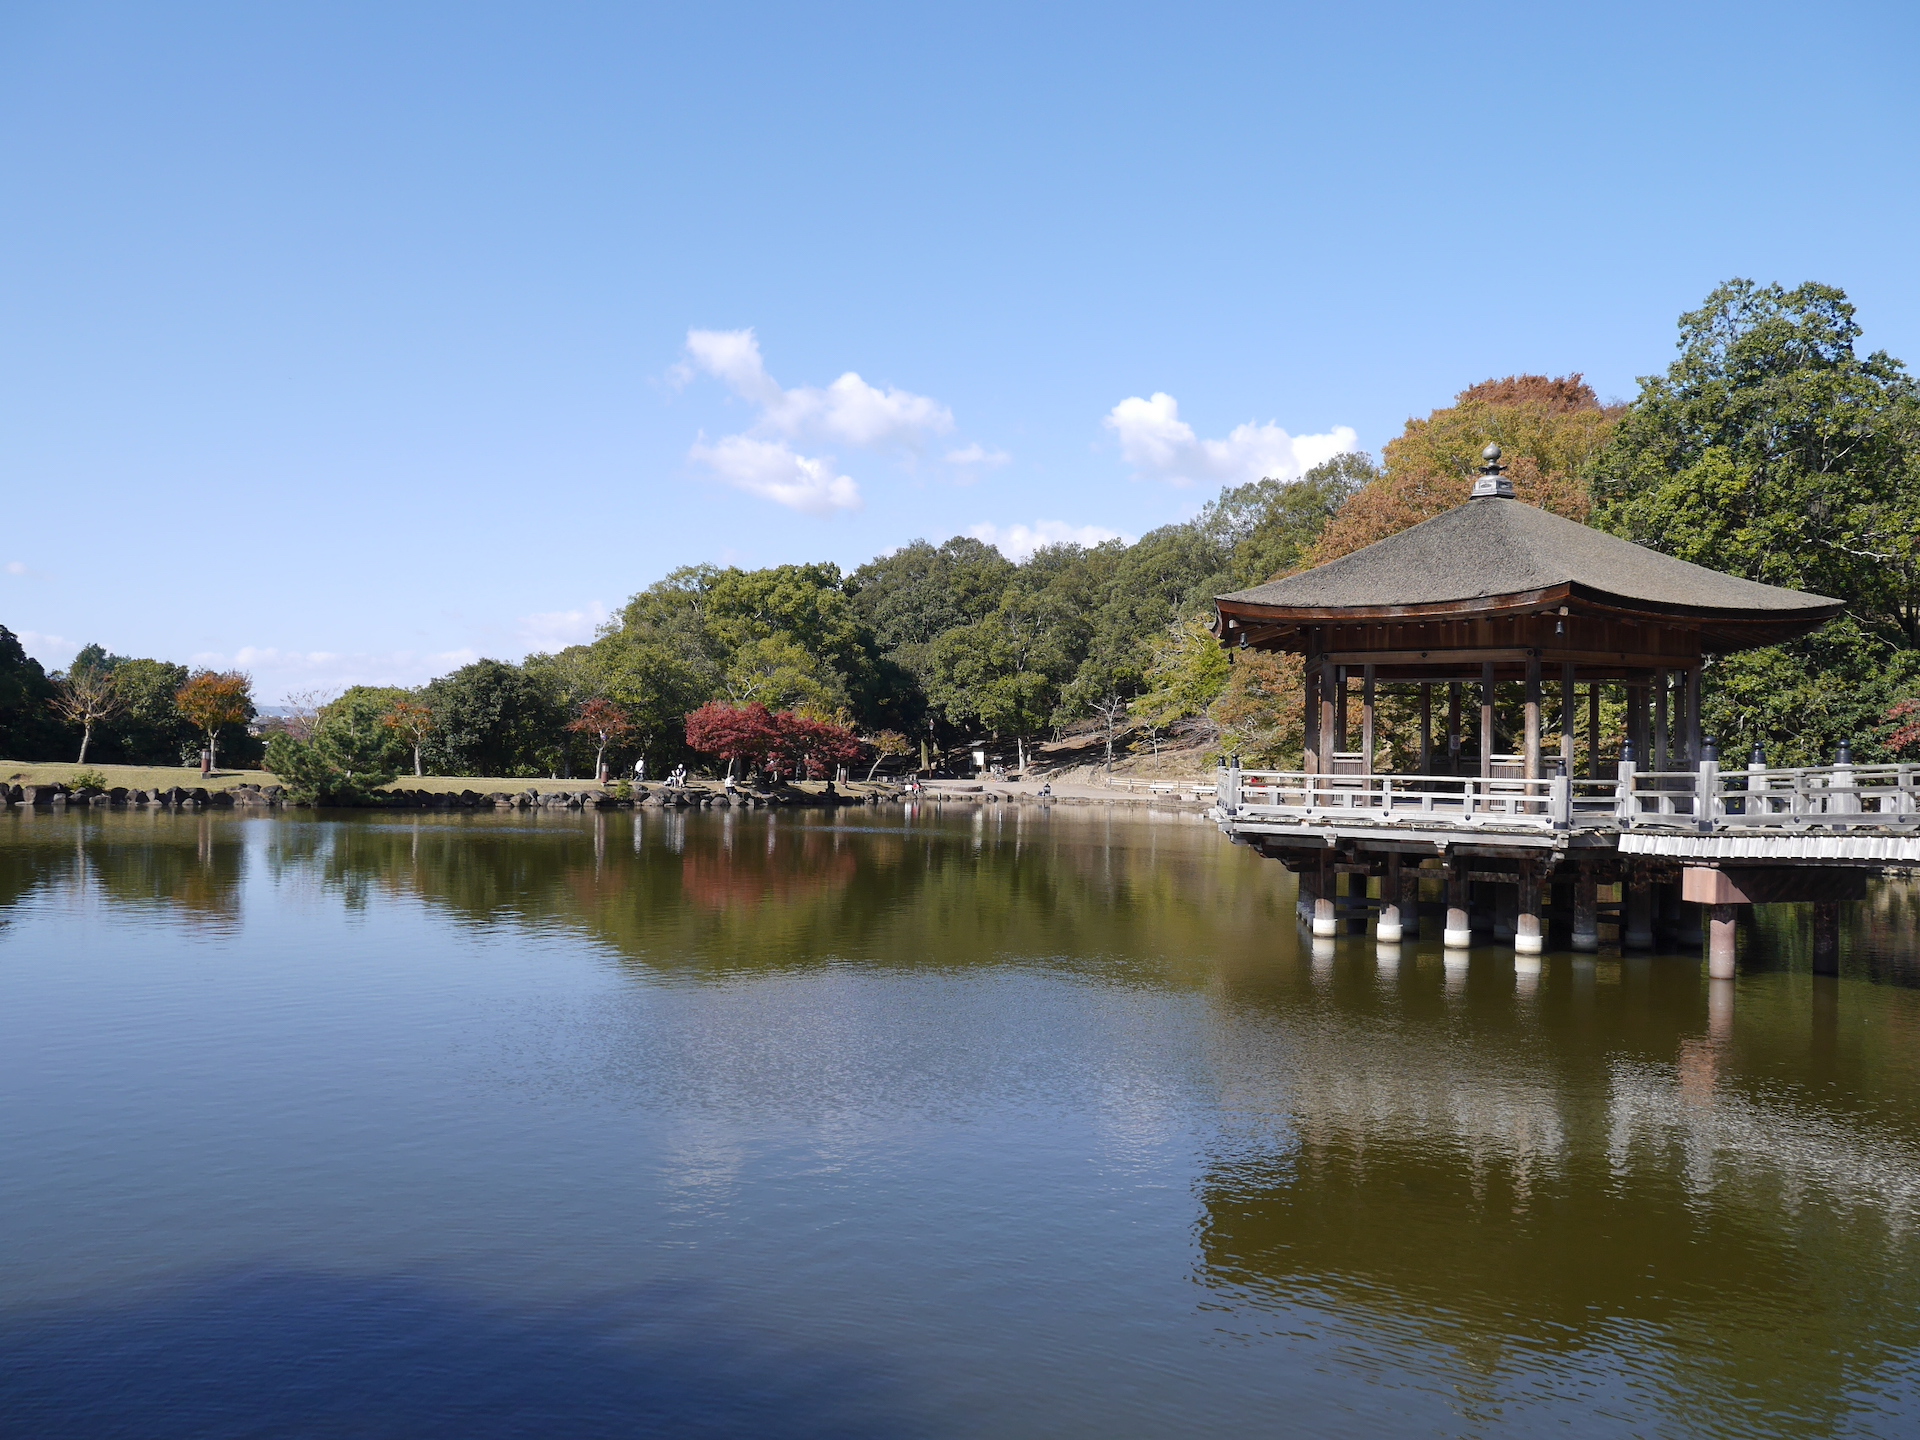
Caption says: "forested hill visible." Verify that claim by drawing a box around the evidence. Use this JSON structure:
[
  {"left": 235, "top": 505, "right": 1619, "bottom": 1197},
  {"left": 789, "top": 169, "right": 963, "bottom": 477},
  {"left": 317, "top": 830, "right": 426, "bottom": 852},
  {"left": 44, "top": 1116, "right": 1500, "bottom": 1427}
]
[
  {"left": 565, "top": 454, "right": 1369, "bottom": 761},
  {"left": 6, "top": 279, "right": 1918, "bottom": 778}
]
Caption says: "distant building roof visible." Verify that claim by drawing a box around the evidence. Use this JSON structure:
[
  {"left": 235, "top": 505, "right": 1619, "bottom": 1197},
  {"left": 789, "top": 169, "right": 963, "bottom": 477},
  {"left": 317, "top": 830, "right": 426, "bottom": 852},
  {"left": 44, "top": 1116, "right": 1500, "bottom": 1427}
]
[{"left": 1215, "top": 495, "right": 1843, "bottom": 651}]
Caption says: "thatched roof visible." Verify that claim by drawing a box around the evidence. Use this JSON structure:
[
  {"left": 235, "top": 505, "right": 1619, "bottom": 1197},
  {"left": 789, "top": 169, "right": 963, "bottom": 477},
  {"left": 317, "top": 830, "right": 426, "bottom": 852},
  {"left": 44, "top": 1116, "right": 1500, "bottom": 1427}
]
[{"left": 1215, "top": 495, "right": 1843, "bottom": 650}]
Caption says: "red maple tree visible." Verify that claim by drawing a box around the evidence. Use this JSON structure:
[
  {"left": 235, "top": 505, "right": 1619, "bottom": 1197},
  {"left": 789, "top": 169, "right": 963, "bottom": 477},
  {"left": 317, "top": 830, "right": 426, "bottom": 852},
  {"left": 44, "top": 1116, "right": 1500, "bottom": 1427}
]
[
  {"left": 567, "top": 698, "right": 636, "bottom": 780},
  {"left": 684, "top": 702, "right": 865, "bottom": 781},
  {"left": 1888, "top": 698, "right": 1920, "bottom": 758},
  {"left": 685, "top": 701, "right": 781, "bottom": 777}
]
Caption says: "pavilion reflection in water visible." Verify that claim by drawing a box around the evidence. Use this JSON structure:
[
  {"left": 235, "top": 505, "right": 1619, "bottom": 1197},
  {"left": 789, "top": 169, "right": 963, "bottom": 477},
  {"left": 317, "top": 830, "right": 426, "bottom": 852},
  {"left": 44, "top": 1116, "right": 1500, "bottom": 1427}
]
[{"left": 1193, "top": 959, "right": 1920, "bottom": 1431}]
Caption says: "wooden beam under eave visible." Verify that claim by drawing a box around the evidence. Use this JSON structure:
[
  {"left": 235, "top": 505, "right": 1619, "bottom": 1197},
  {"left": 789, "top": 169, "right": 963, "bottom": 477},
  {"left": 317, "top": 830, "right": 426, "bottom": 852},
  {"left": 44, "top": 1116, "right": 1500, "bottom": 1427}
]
[{"left": 1317, "top": 647, "right": 1699, "bottom": 670}]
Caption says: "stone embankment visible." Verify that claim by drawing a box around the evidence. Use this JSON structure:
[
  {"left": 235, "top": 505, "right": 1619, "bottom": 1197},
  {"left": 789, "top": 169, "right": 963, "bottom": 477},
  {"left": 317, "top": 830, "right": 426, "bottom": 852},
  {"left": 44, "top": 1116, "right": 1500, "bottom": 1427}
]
[
  {"left": 0, "top": 779, "right": 1214, "bottom": 813},
  {"left": 0, "top": 781, "right": 891, "bottom": 811}
]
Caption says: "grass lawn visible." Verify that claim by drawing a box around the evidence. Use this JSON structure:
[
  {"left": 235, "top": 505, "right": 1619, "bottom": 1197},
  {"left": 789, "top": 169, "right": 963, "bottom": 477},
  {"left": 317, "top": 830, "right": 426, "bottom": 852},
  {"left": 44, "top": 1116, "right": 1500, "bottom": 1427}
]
[{"left": 3, "top": 761, "right": 892, "bottom": 798}]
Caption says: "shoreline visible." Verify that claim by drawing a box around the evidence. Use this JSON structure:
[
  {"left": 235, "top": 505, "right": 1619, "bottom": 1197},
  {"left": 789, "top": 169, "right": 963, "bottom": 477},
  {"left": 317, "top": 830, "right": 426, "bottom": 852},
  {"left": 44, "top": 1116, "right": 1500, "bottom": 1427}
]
[{"left": 0, "top": 779, "right": 1217, "bottom": 814}]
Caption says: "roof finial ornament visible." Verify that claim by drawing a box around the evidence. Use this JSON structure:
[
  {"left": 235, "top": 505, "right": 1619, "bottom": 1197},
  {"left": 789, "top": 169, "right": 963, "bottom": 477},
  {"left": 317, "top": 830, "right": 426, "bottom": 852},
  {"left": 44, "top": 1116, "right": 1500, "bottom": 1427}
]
[{"left": 1471, "top": 442, "right": 1515, "bottom": 499}]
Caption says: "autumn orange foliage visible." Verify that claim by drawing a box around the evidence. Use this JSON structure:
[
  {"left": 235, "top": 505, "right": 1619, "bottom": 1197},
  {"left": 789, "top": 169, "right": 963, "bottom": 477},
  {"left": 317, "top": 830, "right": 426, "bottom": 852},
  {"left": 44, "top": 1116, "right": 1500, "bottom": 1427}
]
[{"left": 1311, "top": 374, "right": 1624, "bottom": 564}]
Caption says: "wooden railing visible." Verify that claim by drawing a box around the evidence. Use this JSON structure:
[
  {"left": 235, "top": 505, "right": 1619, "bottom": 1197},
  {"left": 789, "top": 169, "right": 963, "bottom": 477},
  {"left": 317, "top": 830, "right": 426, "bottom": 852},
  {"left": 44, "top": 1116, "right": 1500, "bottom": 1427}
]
[
  {"left": 1217, "top": 761, "right": 1920, "bottom": 833},
  {"left": 1700, "top": 762, "right": 1920, "bottom": 828},
  {"left": 1222, "top": 769, "right": 1570, "bottom": 825}
]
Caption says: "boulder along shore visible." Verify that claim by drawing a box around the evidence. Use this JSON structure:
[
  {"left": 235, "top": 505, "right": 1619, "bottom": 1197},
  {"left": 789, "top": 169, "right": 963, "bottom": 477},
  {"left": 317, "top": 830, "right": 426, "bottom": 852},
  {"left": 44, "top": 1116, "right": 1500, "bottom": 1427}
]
[{"left": 0, "top": 781, "right": 1214, "bottom": 813}]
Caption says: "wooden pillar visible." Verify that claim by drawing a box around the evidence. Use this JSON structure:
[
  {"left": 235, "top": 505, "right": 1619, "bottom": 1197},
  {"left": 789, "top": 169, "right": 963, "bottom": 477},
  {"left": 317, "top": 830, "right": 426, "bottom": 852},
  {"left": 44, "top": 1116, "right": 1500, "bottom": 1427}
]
[
  {"left": 1515, "top": 858, "right": 1544, "bottom": 956},
  {"left": 1479, "top": 661, "right": 1495, "bottom": 781},
  {"left": 1588, "top": 683, "right": 1603, "bottom": 779},
  {"left": 1708, "top": 905, "right": 1738, "bottom": 980},
  {"left": 1419, "top": 684, "right": 1433, "bottom": 775},
  {"left": 1654, "top": 670, "right": 1670, "bottom": 773},
  {"left": 1447, "top": 682, "right": 1463, "bottom": 773},
  {"left": 1398, "top": 860, "right": 1421, "bottom": 938},
  {"left": 1812, "top": 901, "right": 1841, "bottom": 976},
  {"left": 1361, "top": 665, "right": 1376, "bottom": 772},
  {"left": 1493, "top": 881, "right": 1517, "bottom": 941},
  {"left": 1303, "top": 662, "right": 1321, "bottom": 775},
  {"left": 1628, "top": 681, "right": 1649, "bottom": 765},
  {"left": 1572, "top": 862, "right": 1599, "bottom": 952},
  {"left": 1444, "top": 856, "right": 1471, "bottom": 948},
  {"left": 1684, "top": 667, "right": 1703, "bottom": 770},
  {"left": 1524, "top": 654, "right": 1542, "bottom": 781},
  {"left": 1345, "top": 868, "right": 1368, "bottom": 935},
  {"left": 1378, "top": 853, "right": 1404, "bottom": 941},
  {"left": 1311, "top": 851, "right": 1336, "bottom": 937},
  {"left": 1303, "top": 662, "right": 1319, "bottom": 774},
  {"left": 1333, "top": 666, "right": 1349, "bottom": 758},
  {"left": 1660, "top": 880, "right": 1701, "bottom": 946},
  {"left": 1560, "top": 662, "right": 1577, "bottom": 769},
  {"left": 1318, "top": 661, "right": 1337, "bottom": 775},
  {"left": 1624, "top": 867, "right": 1654, "bottom": 950},
  {"left": 1296, "top": 859, "right": 1317, "bottom": 925}
]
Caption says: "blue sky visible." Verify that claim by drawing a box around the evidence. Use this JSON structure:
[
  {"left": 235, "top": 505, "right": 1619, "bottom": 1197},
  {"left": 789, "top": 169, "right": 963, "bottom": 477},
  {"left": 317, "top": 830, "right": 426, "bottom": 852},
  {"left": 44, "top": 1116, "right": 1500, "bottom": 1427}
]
[{"left": 3, "top": 1, "right": 1915, "bottom": 703}]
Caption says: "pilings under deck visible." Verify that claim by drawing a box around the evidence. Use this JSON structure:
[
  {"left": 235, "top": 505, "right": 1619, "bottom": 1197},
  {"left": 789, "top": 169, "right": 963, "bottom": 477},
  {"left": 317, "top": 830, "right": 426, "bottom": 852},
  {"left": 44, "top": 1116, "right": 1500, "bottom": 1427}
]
[{"left": 1234, "top": 823, "right": 1884, "bottom": 981}]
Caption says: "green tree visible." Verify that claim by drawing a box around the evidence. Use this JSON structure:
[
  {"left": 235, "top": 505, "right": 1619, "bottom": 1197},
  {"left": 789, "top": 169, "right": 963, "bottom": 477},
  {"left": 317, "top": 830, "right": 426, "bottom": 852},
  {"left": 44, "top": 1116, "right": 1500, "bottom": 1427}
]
[
  {"left": 421, "top": 660, "right": 566, "bottom": 777},
  {"left": 849, "top": 537, "right": 1016, "bottom": 681},
  {"left": 723, "top": 634, "right": 850, "bottom": 715},
  {"left": 0, "top": 632, "right": 68, "bottom": 760},
  {"left": 1591, "top": 280, "right": 1920, "bottom": 763},
  {"left": 1131, "top": 616, "right": 1232, "bottom": 733},
  {"left": 318, "top": 687, "right": 414, "bottom": 775},
  {"left": 703, "top": 562, "right": 887, "bottom": 721},
  {"left": 925, "top": 580, "right": 1085, "bottom": 763},
  {"left": 98, "top": 658, "right": 195, "bottom": 764},
  {"left": 265, "top": 729, "right": 397, "bottom": 805},
  {"left": 1200, "top": 453, "right": 1374, "bottom": 585},
  {"left": 1067, "top": 525, "right": 1228, "bottom": 709}
]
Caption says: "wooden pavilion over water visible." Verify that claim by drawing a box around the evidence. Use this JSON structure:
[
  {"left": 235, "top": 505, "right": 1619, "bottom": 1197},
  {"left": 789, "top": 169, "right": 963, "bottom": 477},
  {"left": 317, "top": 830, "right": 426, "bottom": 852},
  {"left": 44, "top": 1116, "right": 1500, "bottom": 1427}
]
[
  {"left": 1212, "top": 445, "right": 1843, "bottom": 783},
  {"left": 1206, "top": 445, "right": 1916, "bottom": 978}
]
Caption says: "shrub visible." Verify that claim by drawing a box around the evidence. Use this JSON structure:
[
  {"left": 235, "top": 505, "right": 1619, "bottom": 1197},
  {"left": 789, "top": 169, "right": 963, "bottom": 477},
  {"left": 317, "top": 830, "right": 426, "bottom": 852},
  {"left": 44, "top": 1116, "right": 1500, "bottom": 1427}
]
[{"left": 68, "top": 767, "right": 109, "bottom": 791}]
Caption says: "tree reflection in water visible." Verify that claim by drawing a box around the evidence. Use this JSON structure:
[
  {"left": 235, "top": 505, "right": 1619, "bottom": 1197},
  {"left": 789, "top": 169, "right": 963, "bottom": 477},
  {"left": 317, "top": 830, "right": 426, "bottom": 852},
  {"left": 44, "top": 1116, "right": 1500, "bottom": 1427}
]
[
  {"left": 0, "top": 809, "right": 247, "bottom": 930},
  {"left": 5, "top": 805, "right": 1920, "bottom": 1434}
]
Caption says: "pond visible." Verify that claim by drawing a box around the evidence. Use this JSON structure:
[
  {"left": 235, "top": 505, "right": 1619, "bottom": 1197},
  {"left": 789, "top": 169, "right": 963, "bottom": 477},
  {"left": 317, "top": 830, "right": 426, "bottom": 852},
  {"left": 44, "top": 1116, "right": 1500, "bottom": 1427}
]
[{"left": 2, "top": 805, "right": 1918, "bottom": 1438}]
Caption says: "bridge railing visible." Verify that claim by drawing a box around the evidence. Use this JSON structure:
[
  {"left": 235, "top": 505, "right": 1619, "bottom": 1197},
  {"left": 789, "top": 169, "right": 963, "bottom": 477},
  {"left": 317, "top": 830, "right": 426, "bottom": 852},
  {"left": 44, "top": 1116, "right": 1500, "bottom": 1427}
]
[
  {"left": 1222, "top": 769, "right": 1577, "bottom": 827},
  {"left": 1217, "top": 761, "right": 1920, "bottom": 832},
  {"left": 1706, "top": 762, "right": 1920, "bottom": 827}
]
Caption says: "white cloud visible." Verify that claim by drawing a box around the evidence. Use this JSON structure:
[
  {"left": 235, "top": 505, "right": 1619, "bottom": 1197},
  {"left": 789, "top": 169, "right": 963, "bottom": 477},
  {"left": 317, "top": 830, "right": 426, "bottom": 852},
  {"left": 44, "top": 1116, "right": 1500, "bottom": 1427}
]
[
  {"left": 679, "top": 328, "right": 954, "bottom": 448},
  {"left": 946, "top": 443, "right": 1011, "bottom": 470},
  {"left": 515, "top": 601, "right": 609, "bottom": 650},
  {"left": 969, "top": 520, "right": 1132, "bottom": 561},
  {"left": 1105, "top": 391, "right": 1357, "bottom": 488},
  {"left": 676, "top": 328, "right": 976, "bottom": 513},
  {"left": 689, "top": 435, "right": 862, "bottom": 514},
  {"left": 188, "top": 645, "right": 483, "bottom": 702},
  {"left": 15, "top": 629, "right": 73, "bottom": 666},
  {"left": 676, "top": 328, "right": 783, "bottom": 406},
  {"left": 5, "top": 561, "right": 27, "bottom": 576}
]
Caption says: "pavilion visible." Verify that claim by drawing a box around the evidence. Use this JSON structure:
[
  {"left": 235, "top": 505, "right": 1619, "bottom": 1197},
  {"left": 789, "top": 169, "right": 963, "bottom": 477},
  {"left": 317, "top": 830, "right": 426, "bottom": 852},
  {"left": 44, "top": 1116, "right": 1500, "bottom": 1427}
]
[{"left": 1211, "top": 445, "right": 1843, "bottom": 782}]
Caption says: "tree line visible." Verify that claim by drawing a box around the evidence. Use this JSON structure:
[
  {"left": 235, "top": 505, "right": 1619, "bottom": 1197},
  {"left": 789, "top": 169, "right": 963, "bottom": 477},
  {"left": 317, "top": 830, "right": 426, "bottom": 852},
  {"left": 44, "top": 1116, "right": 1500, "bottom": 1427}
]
[{"left": 4, "top": 278, "right": 1916, "bottom": 783}]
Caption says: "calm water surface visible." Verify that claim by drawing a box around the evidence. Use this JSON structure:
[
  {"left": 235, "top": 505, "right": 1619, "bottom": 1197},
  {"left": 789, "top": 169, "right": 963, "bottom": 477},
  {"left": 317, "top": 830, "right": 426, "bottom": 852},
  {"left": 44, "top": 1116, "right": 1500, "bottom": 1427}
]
[{"left": 3, "top": 805, "right": 1920, "bottom": 1438}]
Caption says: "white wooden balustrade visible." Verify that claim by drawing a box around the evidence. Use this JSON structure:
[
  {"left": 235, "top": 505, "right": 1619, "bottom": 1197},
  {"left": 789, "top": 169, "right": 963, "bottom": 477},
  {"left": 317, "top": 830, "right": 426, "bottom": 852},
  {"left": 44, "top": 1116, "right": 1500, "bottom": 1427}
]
[{"left": 1216, "top": 761, "right": 1920, "bottom": 834}]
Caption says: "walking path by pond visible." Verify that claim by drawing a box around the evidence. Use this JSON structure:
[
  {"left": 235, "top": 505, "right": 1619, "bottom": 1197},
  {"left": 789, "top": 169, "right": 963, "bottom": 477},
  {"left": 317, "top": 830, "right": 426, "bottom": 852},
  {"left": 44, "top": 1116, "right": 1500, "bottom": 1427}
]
[{"left": 2, "top": 805, "right": 1918, "bottom": 1438}]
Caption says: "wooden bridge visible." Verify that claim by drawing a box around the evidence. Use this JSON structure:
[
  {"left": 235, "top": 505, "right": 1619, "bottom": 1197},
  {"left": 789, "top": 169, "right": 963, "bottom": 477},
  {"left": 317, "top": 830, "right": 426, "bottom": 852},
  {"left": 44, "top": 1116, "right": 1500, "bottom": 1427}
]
[{"left": 1208, "top": 446, "right": 1903, "bottom": 979}]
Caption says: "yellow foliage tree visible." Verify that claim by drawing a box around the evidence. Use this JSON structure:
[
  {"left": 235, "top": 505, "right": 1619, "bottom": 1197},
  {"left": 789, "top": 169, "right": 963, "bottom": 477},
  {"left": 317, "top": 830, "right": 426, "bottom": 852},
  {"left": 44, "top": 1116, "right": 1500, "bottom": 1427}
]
[
  {"left": 1312, "top": 375, "right": 1623, "bottom": 564},
  {"left": 1208, "top": 650, "right": 1305, "bottom": 767}
]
